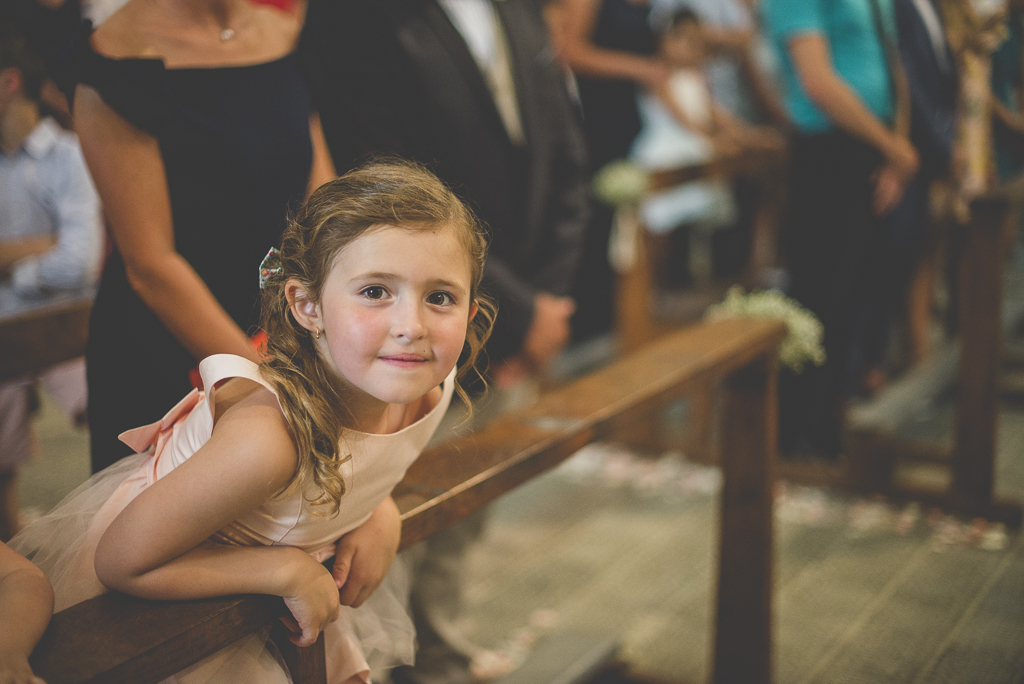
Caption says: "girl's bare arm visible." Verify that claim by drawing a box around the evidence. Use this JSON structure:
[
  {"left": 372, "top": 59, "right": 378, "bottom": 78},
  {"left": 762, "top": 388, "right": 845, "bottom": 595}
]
[{"left": 94, "top": 383, "right": 338, "bottom": 646}]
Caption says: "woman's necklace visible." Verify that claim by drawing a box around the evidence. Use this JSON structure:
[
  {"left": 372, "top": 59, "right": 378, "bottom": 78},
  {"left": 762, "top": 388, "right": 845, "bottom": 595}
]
[{"left": 220, "top": 28, "right": 235, "bottom": 41}]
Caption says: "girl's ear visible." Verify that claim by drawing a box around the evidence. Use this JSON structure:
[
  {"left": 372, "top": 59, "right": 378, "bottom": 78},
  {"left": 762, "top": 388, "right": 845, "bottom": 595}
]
[
  {"left": 285, "top": 278, "right": 321, "bottom": 334},
  {"left": 468, "top": 301, "right": 479, "bottom": 321}
]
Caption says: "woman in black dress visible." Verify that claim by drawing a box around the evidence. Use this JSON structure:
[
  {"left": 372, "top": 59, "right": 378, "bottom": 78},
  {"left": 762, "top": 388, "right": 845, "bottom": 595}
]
[
  {"left": 57, "top": 0, "right": 335, "bottom": 470},
  {"left": 549, "top": 0, "right": 663, "bottom": 340}
]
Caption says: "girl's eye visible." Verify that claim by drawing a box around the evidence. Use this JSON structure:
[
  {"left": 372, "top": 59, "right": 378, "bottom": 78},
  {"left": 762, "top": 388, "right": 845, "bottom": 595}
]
[
  {"left": 427, "top": 291, "right": 455, "bottom": 306},
  {"left": 361, "top": 286, "right": 387, "bottom": 300}
]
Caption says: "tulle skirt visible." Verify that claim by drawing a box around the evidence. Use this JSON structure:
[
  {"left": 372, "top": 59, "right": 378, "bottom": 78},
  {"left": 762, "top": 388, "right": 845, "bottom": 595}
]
[{"left": 10, "top": 454, "right": 415, "bottom": 684}]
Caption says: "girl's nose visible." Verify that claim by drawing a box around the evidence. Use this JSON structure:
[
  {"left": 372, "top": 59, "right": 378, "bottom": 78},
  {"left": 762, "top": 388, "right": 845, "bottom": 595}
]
[{"left": 392, "top": 302, "right": 427, "bottom": 342}]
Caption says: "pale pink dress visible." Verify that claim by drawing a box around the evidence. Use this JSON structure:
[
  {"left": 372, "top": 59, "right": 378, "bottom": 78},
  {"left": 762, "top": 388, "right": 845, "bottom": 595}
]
[{"left": 11, "top": 353, "right": 456, "bottom": 684}]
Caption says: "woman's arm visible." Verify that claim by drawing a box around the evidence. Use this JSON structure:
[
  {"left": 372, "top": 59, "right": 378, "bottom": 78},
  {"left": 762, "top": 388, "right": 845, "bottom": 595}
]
[
  {"left": 94, "top": 383, "right": 338, "bottom": 645},
  {"left": 306, "top": 111, "right": 336, "bottom": 197},
  {"left": 787, "top": 34, "right": 918, "bottom": 175},
  {"left": 552, "top": 0, "right": 667, "bottom": 87},
  {"left": 72, "top": 85, "right": 258, "bottom": 363},
  {"left": 0, "top": 543, "right": 53, "bottom": 684}
]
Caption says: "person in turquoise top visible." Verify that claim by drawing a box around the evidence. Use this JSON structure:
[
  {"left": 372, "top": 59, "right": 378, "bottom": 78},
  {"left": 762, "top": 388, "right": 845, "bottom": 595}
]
[
  {"left": 767, "top": 0, "right": 897, "bottom": 131},
  {"left": 761, "top": 0, "right": 919, "bottom": 458}
]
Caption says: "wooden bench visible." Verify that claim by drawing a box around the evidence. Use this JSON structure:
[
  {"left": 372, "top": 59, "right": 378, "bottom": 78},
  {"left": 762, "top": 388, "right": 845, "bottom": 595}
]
[
  {"left": 29, "top": 316, "right": 786, "bottom": 684},
  {"left": 0, "top": 284, "right": 93, "bottom": 382}
]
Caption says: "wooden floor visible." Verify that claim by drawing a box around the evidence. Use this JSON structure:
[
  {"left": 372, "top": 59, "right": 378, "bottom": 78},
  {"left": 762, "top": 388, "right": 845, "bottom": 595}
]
[
  {"left": 452, "top": 418, "right": 1023, "bottom": 684},
  {"left": 17, "top": 250, "right": 1024, "bottom": 684}
]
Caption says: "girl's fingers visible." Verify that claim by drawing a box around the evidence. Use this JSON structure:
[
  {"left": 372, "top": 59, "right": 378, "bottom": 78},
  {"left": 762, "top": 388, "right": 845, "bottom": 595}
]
[
  {"left": 331, "top": 542, "right": 355, "bottom": 588},
  {"left": 279, "top": 614, "right": 301, "bottom": 634},
  {"left": 293, "top": 627, "right": 318, "bottom": 648}
]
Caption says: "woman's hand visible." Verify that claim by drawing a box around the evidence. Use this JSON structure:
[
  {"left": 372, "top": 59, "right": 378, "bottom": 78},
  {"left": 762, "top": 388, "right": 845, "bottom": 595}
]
[
  {"left": 331, "top": 497, "right": 401, "bottom": 608},
  {"left": 281, "top": 558, "right": 341, "bottom": 647}
]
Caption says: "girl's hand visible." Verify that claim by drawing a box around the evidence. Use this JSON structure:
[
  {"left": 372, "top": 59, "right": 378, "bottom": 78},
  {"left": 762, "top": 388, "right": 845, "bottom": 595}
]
[
  {"left": 0, "top": 654, "right": 46, "bottom": 684},
  {"left": 280, "top": 559, "right": 341, "bottom": 647},
  {"left": 331, "top": 497, "right": 401, "bottom": 608}
]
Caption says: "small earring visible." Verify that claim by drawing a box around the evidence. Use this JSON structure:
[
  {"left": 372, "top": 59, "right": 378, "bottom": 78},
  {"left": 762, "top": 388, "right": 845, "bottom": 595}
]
[{"left": 314, "top": 328, "right": 321, "bottom": 340}]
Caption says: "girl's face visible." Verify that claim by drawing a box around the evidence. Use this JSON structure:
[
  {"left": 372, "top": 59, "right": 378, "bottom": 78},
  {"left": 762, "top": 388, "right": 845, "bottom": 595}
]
[
  {"left": 661, "top": 22, "right": 705, "bottom": 68},
  {"left": 294, "top": 225, "right": 476, "bottom": 426}
]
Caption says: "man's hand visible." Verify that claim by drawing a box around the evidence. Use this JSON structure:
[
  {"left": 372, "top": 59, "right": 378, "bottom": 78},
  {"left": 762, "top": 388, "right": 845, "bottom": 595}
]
[
  {"left": 885, "top": 135, "right": 919, "bottom": 178},
  {"left": 331, "top": 497, "right": 401, "bottom": 608},
  {"left": 872, "top": 164, "right": 909, "bottom": 215},
  {"left": 521, "top": 293, "right": 576, "bottom": 372}
]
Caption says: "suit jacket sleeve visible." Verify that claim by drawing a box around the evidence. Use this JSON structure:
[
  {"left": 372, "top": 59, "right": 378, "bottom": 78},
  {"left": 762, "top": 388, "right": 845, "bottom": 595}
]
[{"left": 894, "top": 0, "right": 957, "bottom": 171}]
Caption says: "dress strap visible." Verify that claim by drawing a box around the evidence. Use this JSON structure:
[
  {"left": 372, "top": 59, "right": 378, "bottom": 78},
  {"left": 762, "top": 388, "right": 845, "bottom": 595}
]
[{"left": 198, "top": 354, "right": 277, "bottom": 421}]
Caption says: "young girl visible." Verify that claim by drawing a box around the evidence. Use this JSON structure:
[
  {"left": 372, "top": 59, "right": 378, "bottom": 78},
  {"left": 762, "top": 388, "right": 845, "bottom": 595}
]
[
  {"left": 630, "top": 10, "right": 782, "bottom": 259},
  {"left": 10, "top": 160, "right": 495, "bottom": 684}
]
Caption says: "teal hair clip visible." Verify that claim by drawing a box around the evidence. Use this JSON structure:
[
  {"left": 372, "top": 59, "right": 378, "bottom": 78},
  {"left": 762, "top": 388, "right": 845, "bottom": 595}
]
[{"left": 259, "top": 247, "right": 282, "bottom": 290}]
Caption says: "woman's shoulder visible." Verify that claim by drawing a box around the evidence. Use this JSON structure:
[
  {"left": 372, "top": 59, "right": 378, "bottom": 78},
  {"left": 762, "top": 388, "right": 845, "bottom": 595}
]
[
  {"left": 95, "top": 0, "right": 303, "bottom": 68},
  {"left": 56, "top": 1, "right": 305, "bottom": 132},
  {"left": 89, "top": 0, "right": 161, "bottom": 59},
  {"left": 54, "top": 17, "right": 169, "bottom": 134}
]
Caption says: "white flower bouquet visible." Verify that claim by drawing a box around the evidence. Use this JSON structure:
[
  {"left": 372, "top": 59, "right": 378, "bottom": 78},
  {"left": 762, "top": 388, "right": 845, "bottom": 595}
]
[
  {"left": 704, "top": 286, "right": 825, "bottom": 373},
  {"left": 592, "top": 159, "right": 649, "bottom": 207}
]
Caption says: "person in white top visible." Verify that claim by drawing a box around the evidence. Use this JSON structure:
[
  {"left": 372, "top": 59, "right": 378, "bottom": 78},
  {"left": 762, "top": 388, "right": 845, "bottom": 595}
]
[
  {"left": 630, "top": 9, "right": 781, "bottom": 282},
  {"left": 0, "top": 29, "right": 102, "bottom": 541}
]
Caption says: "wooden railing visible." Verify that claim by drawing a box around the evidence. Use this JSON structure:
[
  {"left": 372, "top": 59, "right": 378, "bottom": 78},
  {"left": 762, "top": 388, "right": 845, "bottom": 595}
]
[{"left": 30, "top": 316, "right": 786, "bottom": 684}]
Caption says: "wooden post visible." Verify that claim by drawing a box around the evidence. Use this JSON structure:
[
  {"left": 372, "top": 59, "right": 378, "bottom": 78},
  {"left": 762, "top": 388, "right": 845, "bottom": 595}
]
[
  {"left": 951, "top": 197, "right": 1013, "bottom": 506},
  {"left": 712, "top": 353, "right": 777, "bottom": 684},
  {"left": 270, "top": 623, "right": 327, "bottom": 684}
]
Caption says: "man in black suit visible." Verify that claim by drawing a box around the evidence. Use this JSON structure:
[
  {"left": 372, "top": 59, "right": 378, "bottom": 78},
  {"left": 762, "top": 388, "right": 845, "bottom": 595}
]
[
  {"left": 302, "top": 2, "right": 588, "bottom": 681},
  {"left": 302, "top": 0, "right": 587, "bottom": 373},
  {"left": 855, "top": 0, "right": 958, "bottom": 389}
]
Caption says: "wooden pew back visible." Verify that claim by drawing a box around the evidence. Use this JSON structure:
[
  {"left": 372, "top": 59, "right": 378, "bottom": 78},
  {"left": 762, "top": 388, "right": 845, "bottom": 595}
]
[{"left": 31, "top": 316, "right": 786, "bottom": 684}]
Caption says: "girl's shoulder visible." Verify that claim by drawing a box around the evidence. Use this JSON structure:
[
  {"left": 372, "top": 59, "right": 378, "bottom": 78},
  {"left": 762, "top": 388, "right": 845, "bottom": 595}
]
[{"left": 207, "top": 375, "right": 298, "bottom": 484}]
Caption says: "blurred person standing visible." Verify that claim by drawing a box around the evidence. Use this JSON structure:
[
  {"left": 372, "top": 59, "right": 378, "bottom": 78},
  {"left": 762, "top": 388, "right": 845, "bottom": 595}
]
[
  {"left": 649, "top": 0, "right": 790, "bottom": 126},
  {"left": 990, "top": 0, "right": 1024, "bottom": 180},
  {"left": 549, "top": 0, "right": 662, "bottom": 341},
  {"left": 762, "top": 0, "right": 919, "bottom": 457},
  {"left": 856, "top": 0, "right": 958, "bottom": 392},
  {"left": 302, "top": 1, "right": 588, "bottom": 681},
  {"left": 0, "top": 28, "right": 102, "bottom": 539},
  {"left": 55, "top": 0, "right": 335, "bottom": 471},
  {"left": 646, "top": 0, "right": 791, "bottom": 285}
]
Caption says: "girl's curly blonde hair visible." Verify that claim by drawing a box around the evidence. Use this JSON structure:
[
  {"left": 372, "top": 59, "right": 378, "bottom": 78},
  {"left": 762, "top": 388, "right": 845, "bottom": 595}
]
[{"left": 259, "top": 159, "right": 495, "bottom": 515}]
